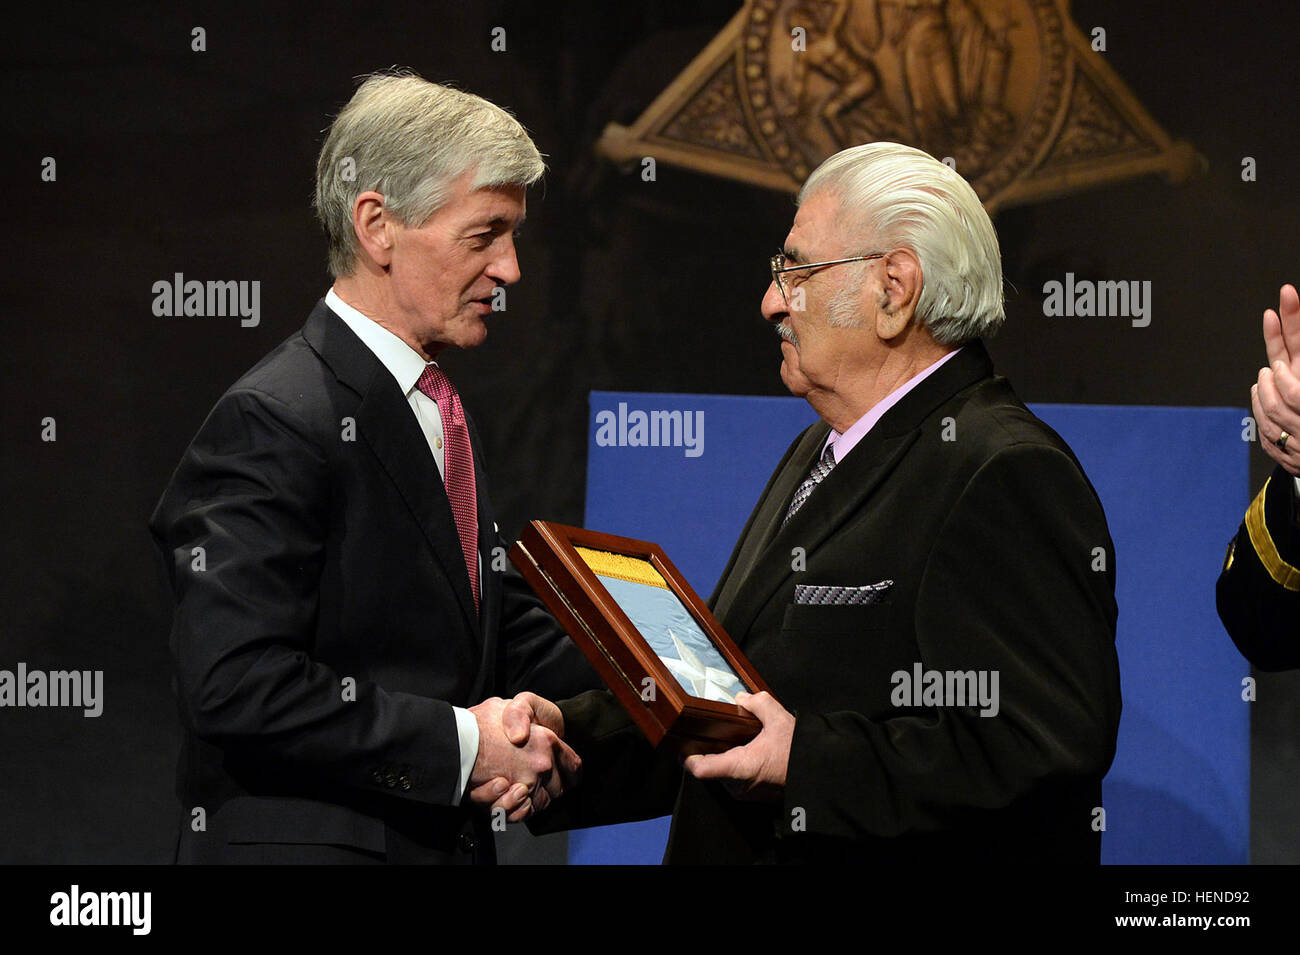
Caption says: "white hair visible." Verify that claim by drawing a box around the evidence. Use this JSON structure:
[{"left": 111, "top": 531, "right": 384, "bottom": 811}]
[
  {"left": 314, "top": 70, "right": 545, "bottom": 277},
  {"left": 798, "top": 142, "right": 1005, "bottom": 345}
]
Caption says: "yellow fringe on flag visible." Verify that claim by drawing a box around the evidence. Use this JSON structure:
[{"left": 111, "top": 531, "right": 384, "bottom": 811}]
[{"left": 575, "top": 547, "right": 668, "bottom": 589}]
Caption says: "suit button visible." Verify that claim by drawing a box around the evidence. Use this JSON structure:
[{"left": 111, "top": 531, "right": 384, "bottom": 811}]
[
  {"left": 371, "top": 770, "right": 384, "bottom": 785},
  {"left": 384, "top": 773, "right": 398, "bottom": 788},
  {"left": 398, "top": 774, "right": 412, "bottom": 791},
  {"left": 458, "top": 832, "right": 476, "bottom": 854}
]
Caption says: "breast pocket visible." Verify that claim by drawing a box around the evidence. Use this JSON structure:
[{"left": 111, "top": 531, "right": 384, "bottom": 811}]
[
  {"left": 780, "top": 603, "right": 892, "bottom": 634},
  {"left": 773, "top": 602, "right": 916, "bottom": 715}
]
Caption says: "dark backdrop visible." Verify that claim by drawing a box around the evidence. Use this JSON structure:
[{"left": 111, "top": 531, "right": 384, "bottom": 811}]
[{"left": 3, "top": 0, "right": 1299, "bottom": 863}]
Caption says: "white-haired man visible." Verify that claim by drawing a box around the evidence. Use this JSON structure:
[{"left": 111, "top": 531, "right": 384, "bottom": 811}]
[
  {"left": 150, "top": 72, "right": 596, "bottom": 864},
  {"left": 521, "top": 142, "right": 1121, "bottom": 863}
]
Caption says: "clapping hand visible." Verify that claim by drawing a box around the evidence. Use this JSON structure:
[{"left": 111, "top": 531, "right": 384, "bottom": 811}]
[{"left": 1253, "top": 284, "right": 1300, "bottom": 476}]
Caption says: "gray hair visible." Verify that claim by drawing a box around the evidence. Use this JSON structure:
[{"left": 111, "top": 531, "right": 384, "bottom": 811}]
[
  {"left": 314, "top": 70, "right": 545, "bottom": 277},
  {"left": 798, "top": 142, "right": 1005, "bottom": 345}
]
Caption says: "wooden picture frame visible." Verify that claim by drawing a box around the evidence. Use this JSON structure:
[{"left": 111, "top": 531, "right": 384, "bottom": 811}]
[{"left": 509, "top": 520, "right": 770, "bottom": 754}]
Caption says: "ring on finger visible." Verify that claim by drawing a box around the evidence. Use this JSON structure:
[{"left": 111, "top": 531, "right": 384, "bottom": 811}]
[{"left": 1279, "top": 430, "right": 1291, "bottom": 452}]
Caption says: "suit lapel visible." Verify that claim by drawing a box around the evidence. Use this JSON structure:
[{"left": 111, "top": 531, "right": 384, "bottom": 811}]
[
  {"left": 715, "top": 341, "right": 996, "bottom": 643},
  {"left": 303, "top": 300, "right": 480, "bottom": 634},
  {"left": 718, "top": 428, "right": 919, "bottom": 641},
  {"left": 711, "top": 422, "right": 826, "bottom": 624},
  {"left": 467, "top": 412, "right": 497, "bottom": 632}
]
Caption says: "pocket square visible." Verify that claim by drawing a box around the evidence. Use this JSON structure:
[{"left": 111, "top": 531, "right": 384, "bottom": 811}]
[{"left": 794, "top": 580, "right": 894, "bottom": 606}]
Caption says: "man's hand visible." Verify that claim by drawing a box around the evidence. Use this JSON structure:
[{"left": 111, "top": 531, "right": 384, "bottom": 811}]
[
  {"left": 465, "top": 695, "right": 579, "bottom": 822},
  {"left": 470, "top": 691, "right": 572, "bottom": 821},
  {"left": 682, "top": 691, "right": 794, "bottom": 802},
  {"left": 498, "top": 690, "right": 566, "bottom": 744},
  {"left": 1253, "top": 284, "right": 1300, "bottom": 476}
]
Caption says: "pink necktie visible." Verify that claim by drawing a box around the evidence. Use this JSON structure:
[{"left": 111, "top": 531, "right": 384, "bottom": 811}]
[{"left": 415, "top": 364, "right": 480, "bottom": 611}]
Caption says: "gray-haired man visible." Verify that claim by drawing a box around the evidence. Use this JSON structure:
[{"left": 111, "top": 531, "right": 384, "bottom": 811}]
[
  {"left": 509, "top": 142, "right": 1120, "bottom": 864},
  {"left": 150, "top": 71, "right": 595, "bottom": 864}
]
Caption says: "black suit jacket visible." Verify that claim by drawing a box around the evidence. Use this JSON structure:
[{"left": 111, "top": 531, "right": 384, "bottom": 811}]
[
  {"left": 1217, "top": 465, "right": 1300, "bottom": 670},
  {"left": 544, "top": 342, "right": 1122, "bottom": 863},
  {"left": 150, "top": 299, "right": 595, "bottom": 864}
]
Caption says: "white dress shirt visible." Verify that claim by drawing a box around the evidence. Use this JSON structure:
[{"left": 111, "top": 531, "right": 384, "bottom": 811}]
[{"left": 326, "top": 288, "right": 480, "bottom": 801}]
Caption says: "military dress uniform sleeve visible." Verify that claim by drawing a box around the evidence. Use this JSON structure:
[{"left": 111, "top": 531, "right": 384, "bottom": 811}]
[{"left": 1217, "top": 464, "right": 1300, "bottom": 671}]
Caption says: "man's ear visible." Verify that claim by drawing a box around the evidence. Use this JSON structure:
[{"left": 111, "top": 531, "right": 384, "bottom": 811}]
[
  {"left": 352, "top": 191, "right": 395, "bottom": 270},
  {"left": 875, "top": 249, "right": 922, "bottom": 340}
]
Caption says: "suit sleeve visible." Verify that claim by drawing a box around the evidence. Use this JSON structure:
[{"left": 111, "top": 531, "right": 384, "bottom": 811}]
[
  {"left": 526, "top": 427, "right": 818, "bottom": 833},
  {"left": 150, "top": 388, "right": 464, "bottom": 806},
  {"left": 497, "top": 557, "right": 682, "bottom": 831},
  {"left": 783, "top": 443, "right": 1121, "bottom": 840},
  {"left": 1216, "top": 466, "right": 1300, "bottom": 670},
  {"left": 526, "top": 690, "right": 684, "bottom": 834}
]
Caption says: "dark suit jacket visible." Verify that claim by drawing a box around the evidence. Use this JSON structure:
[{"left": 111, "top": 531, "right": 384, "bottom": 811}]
[
  {"left": 150, "top": 299, "right": 595, "bottom": 864},
  {"left": 543, "top": 341, "right": 1122, "bottom": 863},
  {"left": 1217, "top": 465, "right": 1300, "bottom": 670}
]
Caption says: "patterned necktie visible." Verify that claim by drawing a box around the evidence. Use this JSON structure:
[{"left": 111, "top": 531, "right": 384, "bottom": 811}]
[
  {"left": 783, "top": 443, "right": 837, "bottom": 526},
  {"left": 415, "top": 364, "right": 480, "bottom": 611}
]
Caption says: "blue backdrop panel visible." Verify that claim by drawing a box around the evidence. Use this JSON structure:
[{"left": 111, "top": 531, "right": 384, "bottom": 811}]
[
  {"left": 572, "top": 392, "right": 1249, "bottom": 865},
  {"left": 1031, "top": 405, "right": 1249, "bottom": 864}
]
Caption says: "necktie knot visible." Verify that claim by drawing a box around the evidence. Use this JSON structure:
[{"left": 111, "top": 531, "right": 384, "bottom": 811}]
[{"left": 416, "top": 363, "right": 454, "bottom": 406}]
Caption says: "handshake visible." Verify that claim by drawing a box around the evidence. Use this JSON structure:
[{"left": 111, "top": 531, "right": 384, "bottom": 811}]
[{"left": 465, "top": 692, "right": 577, "bottom": 822}]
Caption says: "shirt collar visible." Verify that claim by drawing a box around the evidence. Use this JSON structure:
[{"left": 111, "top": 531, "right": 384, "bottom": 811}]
[
  {"left": 826, "top": 347, "right": 963, "bottom": 463},
  {"left": 325, "top": 287, "right": 434, "bottom": 396}
]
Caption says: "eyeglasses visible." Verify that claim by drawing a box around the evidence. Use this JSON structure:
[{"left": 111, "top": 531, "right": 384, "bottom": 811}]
[{"left": 769, "top": 250, "right": 887, "bottom": 306}]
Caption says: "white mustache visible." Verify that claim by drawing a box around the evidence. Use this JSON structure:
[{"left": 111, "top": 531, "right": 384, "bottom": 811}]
[{"left": 776, "top": 321, "right": 799, "bottom": 347}]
